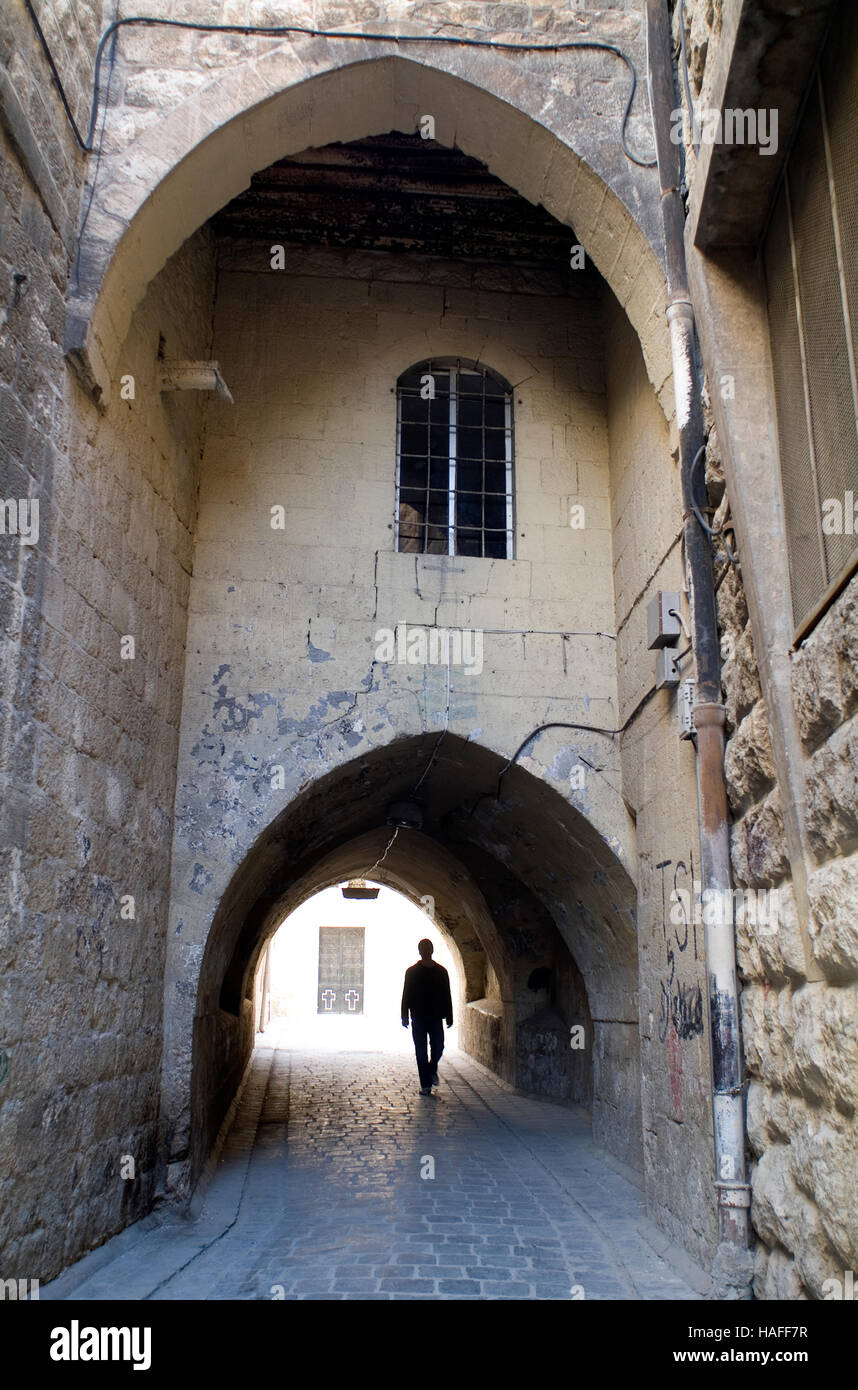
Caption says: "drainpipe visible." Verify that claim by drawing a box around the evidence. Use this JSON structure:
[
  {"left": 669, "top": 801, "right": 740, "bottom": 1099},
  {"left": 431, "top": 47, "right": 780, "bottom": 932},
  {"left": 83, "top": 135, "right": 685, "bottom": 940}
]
[{"left": 645, "top": 1, "right": 752, "bottom": 1292}]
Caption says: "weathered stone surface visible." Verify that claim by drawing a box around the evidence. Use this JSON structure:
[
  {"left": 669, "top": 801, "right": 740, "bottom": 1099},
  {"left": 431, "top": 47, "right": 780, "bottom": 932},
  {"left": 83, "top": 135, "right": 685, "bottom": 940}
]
[
  {"left": 716, "top": 556, "right": 749, "bottom": 644},
  {"left": 754, "top": 1241, "right": 808, "bottom": 1301},
  {"left": 807, "top": 851, "right": 858, "bottom": 982},
  {"left": 746, "top": 1077, "right": 769, "bottom": 1155},
  {"left": 731, "top": 787, "right": 790, "bottom": 888},
  {"left": 735, "top": 908, "right": 765, "bottom": 983},
  {"left": 0, "top": 91, "right": 215, "bottom": 1277},
  {"left": 751, "top": 1144, "right": 846, "bottom": 1299},
  {"left": 746, "top": 1079, "right": 794, "bottom": 1154},
  {"left": 786, "top": 1111, "right": 858, "bottom": 1274},
  {"left": 724, "top": 698, "right": 775, "bottom": 814},
  {"left": 804, "top": 716, "right": 858, "bottom": 862},
  {"left": 743, "top": 878, "right": 807, "bottom": 986},
  {"left": 721, "top": 625, "right": 762, "bottom": 734},
  {"left": 791, "top": 983, "right": 858, "bottom": 1115},
  {"left": 792, "top": 579, "right": 858, "bottom": 751},
  {"left": 3, "top": 0, "right": 857, "bottom": 1305},
  {"left": 680, "top": 0, "right": 858, "bottom": 1303},
  {"left": 741, "top": 983, "right": 788, "bottom": 1091}
]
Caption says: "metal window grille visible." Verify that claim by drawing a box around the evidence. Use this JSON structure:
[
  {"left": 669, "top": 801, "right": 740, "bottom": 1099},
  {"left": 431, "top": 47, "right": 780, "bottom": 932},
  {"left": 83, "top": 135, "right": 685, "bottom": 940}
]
[
  {"left": 763, "top": 6, "right": 858, "bottom": 638},
  {"left": 394, "top": 358, "right": 514, "bottom": 559}
]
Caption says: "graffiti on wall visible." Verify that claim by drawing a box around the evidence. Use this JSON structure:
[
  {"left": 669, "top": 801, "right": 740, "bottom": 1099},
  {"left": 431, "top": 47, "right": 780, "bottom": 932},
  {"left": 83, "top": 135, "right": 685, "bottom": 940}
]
[{"left": 655, "top": 852, "right": 704, "bottom": 1044}]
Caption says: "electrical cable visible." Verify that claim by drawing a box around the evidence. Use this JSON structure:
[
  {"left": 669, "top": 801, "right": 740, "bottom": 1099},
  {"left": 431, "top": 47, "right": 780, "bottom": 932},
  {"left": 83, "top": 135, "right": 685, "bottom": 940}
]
[
  {"left": 440, "top": 680, "right": 661, "bottom": 830},
  {"left": 362, "top": 824, "right": 400, "bottom": 881},
  {"left": 360, "top": 664, "right": 450, "bottom": 879},
  {"left": 24, "top": 10, "right": 657, "bottom": 168},
  {"left": 667, "top": 606, "right": 691, "bottom": 640},
  {"left": 72, "top": 8, "right": 120, "bottom": 290},
  {"left": 492, "top": 684, "right": 661, "bottom": 800},
  {"left": 677, "top": 0, "right": 700, "bottom": 158},
  {"left": 688, "top": 445, "right": 718, "bottom": 536},
  {"left": 689, "top": 445, "right": 740, "bottom": 566},
  {"left": 22, "top": 0, "right": 89, "bottom": 148}
]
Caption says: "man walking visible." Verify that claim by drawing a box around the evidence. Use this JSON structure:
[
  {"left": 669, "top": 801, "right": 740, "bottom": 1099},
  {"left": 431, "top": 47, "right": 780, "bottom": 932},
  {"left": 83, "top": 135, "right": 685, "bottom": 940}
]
[{"left": 401, "top": 939, "right": 453, "bottom": 1096}]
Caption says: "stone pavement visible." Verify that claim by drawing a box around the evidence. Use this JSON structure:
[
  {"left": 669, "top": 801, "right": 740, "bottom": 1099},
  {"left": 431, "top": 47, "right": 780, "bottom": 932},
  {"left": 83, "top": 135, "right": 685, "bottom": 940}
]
[{"left": 44, "top": 1037, "right": 709, "bottom": 1301}]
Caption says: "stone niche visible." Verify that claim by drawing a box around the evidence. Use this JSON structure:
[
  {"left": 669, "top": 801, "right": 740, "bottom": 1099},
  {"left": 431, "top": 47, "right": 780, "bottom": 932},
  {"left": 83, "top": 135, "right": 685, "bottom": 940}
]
[
  {"left": 515, "top": 956, "right": 594, "bottom": 1104},
  {"left": 516, "top": 1007, "right": 572, "bottom": 1098}
]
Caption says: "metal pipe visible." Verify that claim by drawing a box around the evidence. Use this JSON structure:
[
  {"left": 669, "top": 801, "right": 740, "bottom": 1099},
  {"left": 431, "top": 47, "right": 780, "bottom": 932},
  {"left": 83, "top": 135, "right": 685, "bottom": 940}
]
[{"left": 645, "top": 0, "right": 752, "bottom": 1269}]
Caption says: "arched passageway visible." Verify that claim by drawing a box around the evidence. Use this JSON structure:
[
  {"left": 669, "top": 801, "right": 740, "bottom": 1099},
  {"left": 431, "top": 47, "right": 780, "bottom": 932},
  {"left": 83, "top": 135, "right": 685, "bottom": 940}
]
[
  {"left": 257, "top": 882, "right": 465, "bottom": 1045},
  {"left": 174, "top": 735, "right": 639, "bottom": 1194},
  {"left": 45, "top": 33, "right": 713, "bottom": 1285}
]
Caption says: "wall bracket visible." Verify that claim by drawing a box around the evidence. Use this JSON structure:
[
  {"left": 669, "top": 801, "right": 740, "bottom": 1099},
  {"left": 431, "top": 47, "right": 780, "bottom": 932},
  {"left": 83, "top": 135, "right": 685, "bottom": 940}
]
[{"left": 159, "top": 359, "right": 234, "bottom": 404}]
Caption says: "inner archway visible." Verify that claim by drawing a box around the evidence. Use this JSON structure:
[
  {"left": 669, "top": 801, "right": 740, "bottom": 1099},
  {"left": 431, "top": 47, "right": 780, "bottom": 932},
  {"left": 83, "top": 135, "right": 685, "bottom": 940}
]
[
  {"left": 256, "top": 882, "right": 463, "bottom": 1053},
  {"left": 176, "top": 734, "right": 638, "bottom": 1201}
]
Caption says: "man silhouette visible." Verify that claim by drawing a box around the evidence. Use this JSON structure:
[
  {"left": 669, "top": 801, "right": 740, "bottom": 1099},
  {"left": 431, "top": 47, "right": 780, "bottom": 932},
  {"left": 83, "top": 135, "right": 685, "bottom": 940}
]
[{"left": 401, "top": 939, "right": 453, "bottom": 1096}]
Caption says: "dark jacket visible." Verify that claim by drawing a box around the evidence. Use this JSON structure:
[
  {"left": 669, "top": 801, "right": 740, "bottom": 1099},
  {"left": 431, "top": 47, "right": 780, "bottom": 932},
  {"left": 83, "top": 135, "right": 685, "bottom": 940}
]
[{"left": 401, "top": 961, "right": 453, "bottom": 1026}]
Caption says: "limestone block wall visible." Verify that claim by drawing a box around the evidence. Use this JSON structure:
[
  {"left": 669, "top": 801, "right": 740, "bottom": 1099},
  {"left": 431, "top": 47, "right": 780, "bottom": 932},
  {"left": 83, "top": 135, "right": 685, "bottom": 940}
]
[
  {"left": 0, "top": 0, "right": 151, "bottom": 1286},
  {"left": 0, "top": 173, "right": 216, "bottom": 1281},
  {"left": 188, "top": 247, "right": 620, "bottom": 736},
  {"left": 679, "top": 0, "right": 858, "bottom": 1298},
  {"left": 60, "top": 0, "right": 668, "bottom": 418},
  {"left": 156, "top": 231, "right": 719, "bottom": 1268},
  {"left": 0, "top": 0, "right": 98, "bottom": 246},
  {"left": 722, "top": 573, "right": 858, "bottom": 1300},
  {"left": 163, "top": 242, "right": 634, "bottom": 1132},
  {"left": 604, "top": 291, "right": 716, "bottom": 1265}
]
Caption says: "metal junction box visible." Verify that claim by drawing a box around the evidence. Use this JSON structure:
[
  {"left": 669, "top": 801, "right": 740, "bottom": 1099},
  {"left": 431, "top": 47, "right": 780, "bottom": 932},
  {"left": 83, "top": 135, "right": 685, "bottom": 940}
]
[
  {"left": 655, "top": 648, "right": 681, "bottom": 689},
  {"left": 678, "top": 679, "right": 696, "bottom": 739},
  {"left": 647, "top": 590, "right": 682, "bottom": 649}
]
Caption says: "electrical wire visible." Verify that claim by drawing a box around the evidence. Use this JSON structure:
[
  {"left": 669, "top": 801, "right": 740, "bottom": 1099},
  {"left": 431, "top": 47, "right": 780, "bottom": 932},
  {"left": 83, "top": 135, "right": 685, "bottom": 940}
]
[
  {"left": 689, "top": 445, "right": 740, "bottom": 566},
  {"left": 72, "top": 8, "right": 120, "bottom": 290},
  {"left": 22, "top": 0, "right": 89, "bottom": 148},
  {"left": 439, "top": 680, "right": 661, "bottom": 829},
  {"left": 667, "top": 606, "right": 691, "bottom": 640},
  {"left": 678, "top": 0, "right": 700, "bottom": 158},
  {"left": 360, "top": 663, "right": 450, "bottom": 878},
  {"left": 362, "top": 824, "right": 400, "bottom": 880},
  {"left": 24, "top": 10, "right": 657, "bottom": 168},
  {"left": 492, "top": 685, "right": 661, "bottom": 799}
]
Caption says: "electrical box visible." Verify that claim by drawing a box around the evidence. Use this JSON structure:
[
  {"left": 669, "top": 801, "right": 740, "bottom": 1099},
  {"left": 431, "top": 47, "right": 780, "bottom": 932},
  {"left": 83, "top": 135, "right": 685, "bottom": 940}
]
[
  {"left": 678, "top": 678, "right": 696, "bottom": 739},
  {"left": 655, "top": 648, "right": 681, "bottom": 689},
  {"left": 646, "top": 590, "right": 682, "bottom": 649}
]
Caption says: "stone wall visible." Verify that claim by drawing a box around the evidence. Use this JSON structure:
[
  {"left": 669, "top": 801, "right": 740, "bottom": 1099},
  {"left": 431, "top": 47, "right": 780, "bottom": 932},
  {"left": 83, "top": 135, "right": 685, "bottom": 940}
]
[
  {"left": 1, "top": 0, "right": 733, "bottom": 1288},
  {"left": 161, "top": 238, "right": 644, "bottom": 1172},
  {"left": 604, "top": 289, "right": 716, "bottom": 1265},
  {"left": 0, "top": 104, "right": 216, "bottom": 1278},
  {"left": 725, "top": 574, "right": 858, "bottom": 1299},
  {"left": 679, "top": 0, "right": 858, "bottom": 1298}
]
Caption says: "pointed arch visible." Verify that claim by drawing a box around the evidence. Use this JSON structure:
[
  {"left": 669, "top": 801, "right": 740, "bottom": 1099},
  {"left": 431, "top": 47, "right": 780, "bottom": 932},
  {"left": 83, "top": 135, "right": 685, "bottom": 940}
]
[{"left": 66, "top": 53, "right": 671, "bottom": 416}]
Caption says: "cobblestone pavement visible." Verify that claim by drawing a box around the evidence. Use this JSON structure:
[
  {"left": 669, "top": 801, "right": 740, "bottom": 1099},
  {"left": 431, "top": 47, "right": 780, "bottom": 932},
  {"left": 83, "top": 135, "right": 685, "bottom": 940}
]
[{"left": 45, "top": 1040, "right": 708, "bottom": 1301}]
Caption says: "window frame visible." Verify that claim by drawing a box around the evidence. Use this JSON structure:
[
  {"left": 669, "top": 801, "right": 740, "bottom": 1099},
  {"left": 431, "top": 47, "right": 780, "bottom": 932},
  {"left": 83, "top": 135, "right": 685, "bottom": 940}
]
[{"left": 394, "top": 357, "right": 515, "bottom": 560}]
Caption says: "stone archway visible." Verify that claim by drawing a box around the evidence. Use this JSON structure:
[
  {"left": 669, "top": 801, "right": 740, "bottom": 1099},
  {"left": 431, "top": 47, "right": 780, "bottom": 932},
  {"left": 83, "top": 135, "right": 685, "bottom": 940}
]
[
  {"left": 67, "top": 51, "right": 671, "bottom": 417},
  {"left": 164, "top": 734, "right": 639, "bottom": 1197}
]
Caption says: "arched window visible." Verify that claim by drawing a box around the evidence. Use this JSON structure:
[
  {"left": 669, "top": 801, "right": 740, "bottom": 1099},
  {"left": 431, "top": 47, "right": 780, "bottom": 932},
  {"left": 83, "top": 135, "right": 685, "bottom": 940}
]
[{"left": 395, "top": 358, "right": 514, "bottom": 558}]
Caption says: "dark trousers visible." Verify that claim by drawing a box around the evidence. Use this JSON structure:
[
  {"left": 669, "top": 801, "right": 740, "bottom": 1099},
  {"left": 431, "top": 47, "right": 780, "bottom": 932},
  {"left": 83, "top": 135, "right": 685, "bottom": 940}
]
[{"left": 411, "top": 1015, "right": 445, "bottom": 1088}]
